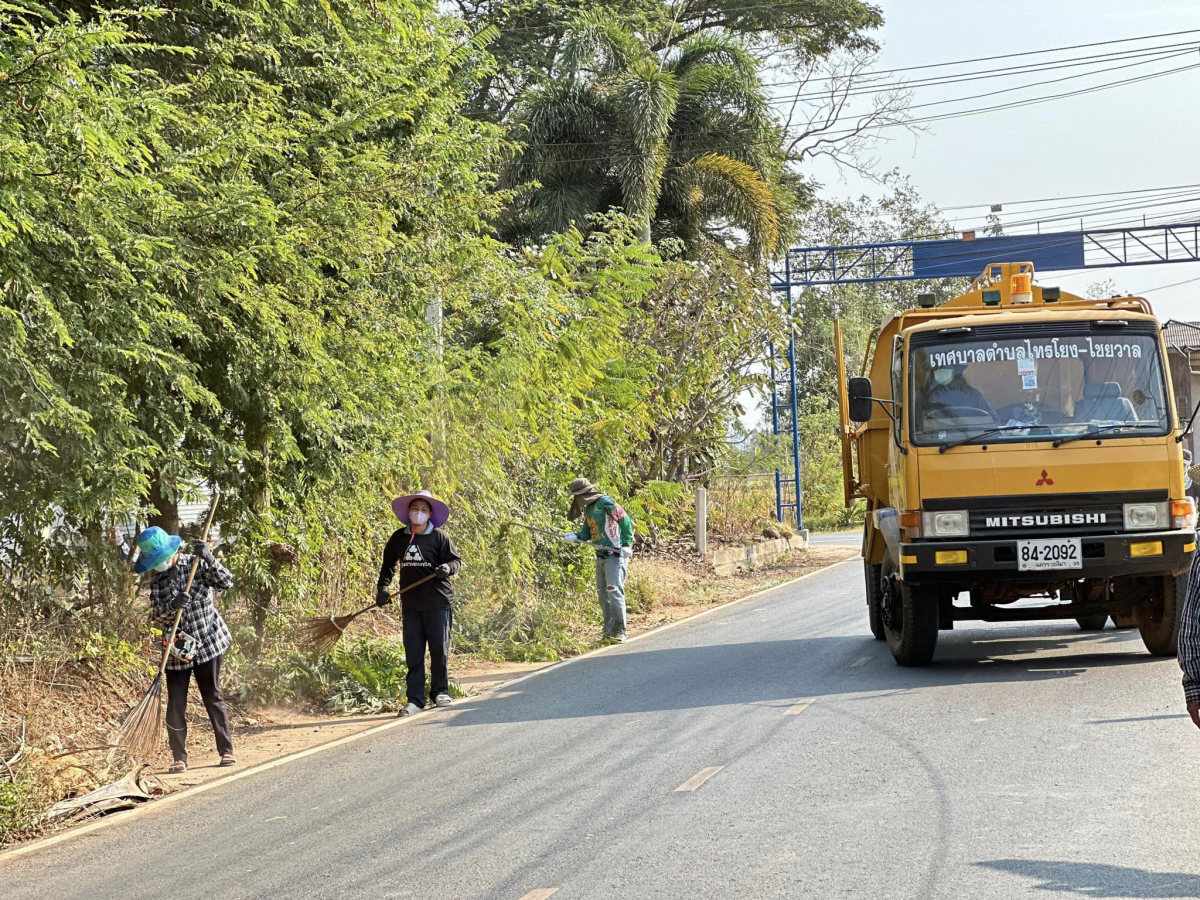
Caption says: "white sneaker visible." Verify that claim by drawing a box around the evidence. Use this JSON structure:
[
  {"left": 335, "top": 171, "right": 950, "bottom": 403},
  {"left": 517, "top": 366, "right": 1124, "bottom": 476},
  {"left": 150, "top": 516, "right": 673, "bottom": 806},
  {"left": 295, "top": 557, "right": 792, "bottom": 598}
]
[
  {"left": 398, "top": 702, "right": 422, "bottom": 718},
  {"left": 434, "top": 693, "right": 453, "bottom": 708}
]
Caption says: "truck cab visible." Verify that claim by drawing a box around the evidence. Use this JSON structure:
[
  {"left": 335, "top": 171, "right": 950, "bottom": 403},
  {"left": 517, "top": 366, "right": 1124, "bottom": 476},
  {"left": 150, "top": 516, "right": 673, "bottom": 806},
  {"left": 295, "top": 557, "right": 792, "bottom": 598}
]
[{"left": 838, "top": 262, "right": 1195, "bottom": 666}]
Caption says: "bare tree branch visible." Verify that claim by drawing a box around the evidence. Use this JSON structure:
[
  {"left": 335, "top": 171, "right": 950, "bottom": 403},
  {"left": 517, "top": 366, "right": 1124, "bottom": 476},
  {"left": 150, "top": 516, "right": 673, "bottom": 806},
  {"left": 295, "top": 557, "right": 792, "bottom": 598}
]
[{"left": 778, "top": 51, "right": 916, "bottom": 182}]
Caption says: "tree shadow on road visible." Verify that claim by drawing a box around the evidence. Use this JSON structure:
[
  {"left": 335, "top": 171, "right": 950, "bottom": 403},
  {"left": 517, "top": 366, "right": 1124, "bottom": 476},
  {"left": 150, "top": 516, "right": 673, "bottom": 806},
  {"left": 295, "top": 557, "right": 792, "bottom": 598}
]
[
  {"left": 447, "top": 623, "right": 1165, "bottom": 726},
  {"left": 978, "top": 859, "right": 1200, "bottom": 898}
]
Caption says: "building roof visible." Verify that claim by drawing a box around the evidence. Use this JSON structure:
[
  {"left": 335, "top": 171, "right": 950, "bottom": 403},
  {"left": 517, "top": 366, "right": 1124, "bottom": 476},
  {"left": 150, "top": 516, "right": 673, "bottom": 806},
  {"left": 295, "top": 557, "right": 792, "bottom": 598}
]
[{"left": 1163, "top": 320, "right": 1200, "bottom": 350}]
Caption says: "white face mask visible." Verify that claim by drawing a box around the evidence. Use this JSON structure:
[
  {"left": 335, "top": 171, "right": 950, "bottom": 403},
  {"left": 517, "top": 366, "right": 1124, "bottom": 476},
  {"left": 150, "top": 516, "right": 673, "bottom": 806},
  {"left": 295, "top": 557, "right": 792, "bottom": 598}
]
[
  {"left": 934, "top": 368, "right": 954, "bottom": 386},
  {"left": 410, "top": 510, "right": 430, "bottom": 528},
  {"left": 153, "top": 558, "right": 173, "bottom": 573}
]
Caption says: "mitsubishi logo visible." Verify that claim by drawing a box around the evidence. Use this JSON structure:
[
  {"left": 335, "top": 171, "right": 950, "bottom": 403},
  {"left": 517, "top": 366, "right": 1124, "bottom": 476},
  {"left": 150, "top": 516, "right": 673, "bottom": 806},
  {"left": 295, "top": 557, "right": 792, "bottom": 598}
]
[{"left": 1036, "top": 469, "right": 1054, "bottom": 486}]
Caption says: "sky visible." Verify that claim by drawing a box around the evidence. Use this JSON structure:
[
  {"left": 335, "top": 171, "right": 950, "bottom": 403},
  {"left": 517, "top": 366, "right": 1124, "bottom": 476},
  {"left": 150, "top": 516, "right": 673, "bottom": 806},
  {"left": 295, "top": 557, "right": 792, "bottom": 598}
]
[{"left": 790, "top": 0, "right": 1200, "bottom": 320}]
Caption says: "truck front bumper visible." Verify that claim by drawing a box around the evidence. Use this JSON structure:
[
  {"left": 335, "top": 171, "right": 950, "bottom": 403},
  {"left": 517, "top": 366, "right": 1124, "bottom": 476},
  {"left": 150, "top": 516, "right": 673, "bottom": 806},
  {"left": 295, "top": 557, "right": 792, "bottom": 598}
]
[{"left": 899, "top": 530, "right": 1195, "bottom": 584}]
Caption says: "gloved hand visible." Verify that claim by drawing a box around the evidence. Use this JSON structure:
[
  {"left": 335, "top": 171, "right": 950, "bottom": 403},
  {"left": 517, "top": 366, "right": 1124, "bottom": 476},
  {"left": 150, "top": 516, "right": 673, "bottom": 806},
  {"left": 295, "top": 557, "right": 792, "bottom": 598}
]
[
  {"left": 169, "top": 589, "right": 189, "bottom": 611},
  {"left": 193, "top": 540, "right": 216, "bottom": 566},
  {"left": 619, "top": 546, "right": 633, "bottom": 560},
  {"left": 561, "top": 533, "right": 579, "bottom": 543},
  {"left": 436, "top": 563, "right": 453, "bottom": 576},
  {"left": 375, "top": 586, "right": 392, "bottom": 607}
]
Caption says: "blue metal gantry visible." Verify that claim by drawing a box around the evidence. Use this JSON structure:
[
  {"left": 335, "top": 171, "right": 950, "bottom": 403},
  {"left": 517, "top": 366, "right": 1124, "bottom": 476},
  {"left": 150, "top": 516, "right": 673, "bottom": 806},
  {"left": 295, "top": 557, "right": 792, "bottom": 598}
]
[{"left": 769, "top": 220, "right": 1200, "bottom": 530}]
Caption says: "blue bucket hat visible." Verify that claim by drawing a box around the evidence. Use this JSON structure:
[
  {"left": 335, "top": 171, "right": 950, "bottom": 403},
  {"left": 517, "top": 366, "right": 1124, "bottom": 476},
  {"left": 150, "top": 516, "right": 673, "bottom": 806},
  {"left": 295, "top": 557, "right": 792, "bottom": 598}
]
[{"left": 134, "top": 526, "right": 182, "bottom": 574}]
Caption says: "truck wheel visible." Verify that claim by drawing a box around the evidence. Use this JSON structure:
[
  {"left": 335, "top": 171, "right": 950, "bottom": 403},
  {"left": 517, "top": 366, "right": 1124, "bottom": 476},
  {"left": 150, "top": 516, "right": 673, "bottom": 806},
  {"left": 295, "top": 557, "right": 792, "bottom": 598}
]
[
  {"left": 880, "top": 569, "right": 939, "bottom": 666},
  {"left": 1136, "top": 572, "right": 1185, "bottom": 657},
  {"left": 865, "top": 560, "right": 885, "bottom": 641},
  {"left": 1075, "top": 614, "right": 1108, "bottom": 631}
]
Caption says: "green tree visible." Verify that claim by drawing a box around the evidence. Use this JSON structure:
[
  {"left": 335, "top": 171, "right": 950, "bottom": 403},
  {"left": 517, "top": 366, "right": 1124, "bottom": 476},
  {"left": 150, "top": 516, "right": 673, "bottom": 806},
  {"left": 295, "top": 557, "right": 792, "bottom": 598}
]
[
  {"left": 505, "top": 17, "right": 797, "bottom": 260},
  {"left": 453, "top": 0, "right": 883, "bottom": 122}
]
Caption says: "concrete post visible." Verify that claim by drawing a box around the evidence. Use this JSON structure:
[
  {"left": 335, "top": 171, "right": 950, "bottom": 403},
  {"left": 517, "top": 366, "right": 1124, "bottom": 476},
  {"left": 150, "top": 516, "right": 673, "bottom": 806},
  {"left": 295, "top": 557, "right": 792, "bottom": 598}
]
[{"left": 695, "top": 487, "right": 707, "bottom": 557}]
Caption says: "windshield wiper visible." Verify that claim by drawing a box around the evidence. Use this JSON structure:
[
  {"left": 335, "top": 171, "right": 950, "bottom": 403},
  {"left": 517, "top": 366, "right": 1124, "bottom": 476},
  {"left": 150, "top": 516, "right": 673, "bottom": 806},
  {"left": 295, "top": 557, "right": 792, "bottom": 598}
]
[
  {"left": 939, "top": 425, "right": 1042, "bottom": 453},
  {"left": 1052, "top": 423, "right": 1158, "bottom": 447}
]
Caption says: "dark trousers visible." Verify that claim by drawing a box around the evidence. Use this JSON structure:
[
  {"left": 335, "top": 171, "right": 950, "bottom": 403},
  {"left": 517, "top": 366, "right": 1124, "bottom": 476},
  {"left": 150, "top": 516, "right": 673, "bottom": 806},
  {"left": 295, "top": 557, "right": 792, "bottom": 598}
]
[
  {"left": 403, "top": 608, "right": 452, "bottom": 709},
  {"left": 165, "top": 655, "right": 233, "bottom": 763}
]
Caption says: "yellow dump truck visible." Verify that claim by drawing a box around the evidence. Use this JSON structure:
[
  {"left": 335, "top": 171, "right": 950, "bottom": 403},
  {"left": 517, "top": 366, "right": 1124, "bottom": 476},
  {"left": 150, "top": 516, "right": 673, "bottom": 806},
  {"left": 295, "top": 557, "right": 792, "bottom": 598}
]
[{"left": 837, "top": 261, "right": 1196, "bottom": 666}]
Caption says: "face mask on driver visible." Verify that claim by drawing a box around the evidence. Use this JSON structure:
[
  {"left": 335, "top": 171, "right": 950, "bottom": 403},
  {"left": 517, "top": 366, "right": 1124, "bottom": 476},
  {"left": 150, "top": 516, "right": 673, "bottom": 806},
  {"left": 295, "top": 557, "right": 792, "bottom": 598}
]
[
  {"left": 410, "top": 510, "right": 430, "bottom": 527},
  {"left": 934, "top": 368, "right": 954, "bottom": 386}
]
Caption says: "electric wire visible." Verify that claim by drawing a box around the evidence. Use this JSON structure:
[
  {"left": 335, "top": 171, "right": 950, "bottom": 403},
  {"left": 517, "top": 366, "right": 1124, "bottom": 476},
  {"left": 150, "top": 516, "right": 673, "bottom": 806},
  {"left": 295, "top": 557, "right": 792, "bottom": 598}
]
[
  {"left": 766, "top": 39, "right": 1200, "bottom": 98},
  {"left": 764, "top": 46, "right": 1197, "bottom": 113}
]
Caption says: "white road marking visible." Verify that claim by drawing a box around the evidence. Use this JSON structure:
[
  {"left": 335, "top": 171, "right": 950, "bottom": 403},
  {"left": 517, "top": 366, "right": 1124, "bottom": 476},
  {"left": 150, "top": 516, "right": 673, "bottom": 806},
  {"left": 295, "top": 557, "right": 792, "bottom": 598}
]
[
  {"left": 851, "top": 656, "right": 872, "bottom": 667},
  {"left": 518, "top": 890, "right": 559, "bottom": 900},
  {"left": 266, "top": 816, "right": 287, "bottom": 822},
  {"left": 675, "top": 766, "right": 724, "bottom": 792},
  {"left": 785, "top": 699, "right": 814, "bottom": 716}
]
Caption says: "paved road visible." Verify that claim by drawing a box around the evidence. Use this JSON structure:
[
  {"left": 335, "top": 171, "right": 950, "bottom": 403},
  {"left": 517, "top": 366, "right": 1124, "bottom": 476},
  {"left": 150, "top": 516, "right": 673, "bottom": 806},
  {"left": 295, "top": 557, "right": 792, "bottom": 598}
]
[
  {"left": 807, "top": 530, "right": 863, "bottom": 547},
  {"left": 5, "top": 558, "right": 1199, "bottom": 899}
]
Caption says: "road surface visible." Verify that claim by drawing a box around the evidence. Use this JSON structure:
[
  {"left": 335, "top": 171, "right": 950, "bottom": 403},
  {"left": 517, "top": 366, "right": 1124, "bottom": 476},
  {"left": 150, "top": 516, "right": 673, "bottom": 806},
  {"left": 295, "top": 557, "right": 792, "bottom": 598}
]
[
  {"left": 807, "top": 530, "right": 862, "bottom": 547},
  {"left": 4, "top": 558, "right": 1199, "bottom": 899}
]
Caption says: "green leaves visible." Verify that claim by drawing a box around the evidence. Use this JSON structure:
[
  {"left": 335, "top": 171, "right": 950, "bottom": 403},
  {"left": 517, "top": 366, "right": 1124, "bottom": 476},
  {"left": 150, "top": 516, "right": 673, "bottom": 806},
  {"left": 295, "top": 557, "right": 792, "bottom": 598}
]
[{"left": 505, "top": 19, "right": 791, "bottom": 262}]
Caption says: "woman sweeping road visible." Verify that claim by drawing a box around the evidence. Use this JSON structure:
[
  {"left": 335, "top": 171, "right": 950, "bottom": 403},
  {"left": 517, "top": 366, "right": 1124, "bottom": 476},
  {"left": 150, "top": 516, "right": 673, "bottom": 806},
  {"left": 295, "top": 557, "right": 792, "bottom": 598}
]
[
  {"left": 138, "top": 526, "right": 237, "bottom": 772},
  {"left": 376, "top": 490, "right": 462, "bottom": 717}
]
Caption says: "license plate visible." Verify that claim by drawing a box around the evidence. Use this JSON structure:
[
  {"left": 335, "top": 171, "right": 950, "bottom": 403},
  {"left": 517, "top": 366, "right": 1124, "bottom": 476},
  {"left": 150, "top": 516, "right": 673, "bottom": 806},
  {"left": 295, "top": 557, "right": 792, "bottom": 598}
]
[{"left": 1017, "top": 538, "right": 1082, "bottom": 571}]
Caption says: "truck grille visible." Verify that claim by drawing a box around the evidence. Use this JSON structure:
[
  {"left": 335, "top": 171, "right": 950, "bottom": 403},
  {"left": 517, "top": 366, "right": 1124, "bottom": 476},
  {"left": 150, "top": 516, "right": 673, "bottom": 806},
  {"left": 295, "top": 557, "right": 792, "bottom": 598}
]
[
  {"left": 969, "top": 506, "right": 1125, "bottom": 538},
  {"left": 925, "top": 490, "right": 1168, "bottom": 539}
]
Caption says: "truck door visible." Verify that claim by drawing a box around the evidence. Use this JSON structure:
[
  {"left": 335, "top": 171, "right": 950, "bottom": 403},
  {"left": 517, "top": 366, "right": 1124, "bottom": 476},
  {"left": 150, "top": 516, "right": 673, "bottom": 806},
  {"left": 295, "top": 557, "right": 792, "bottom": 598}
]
[{"left": 888, "top": 336, "right": 905, "bottom": 505}]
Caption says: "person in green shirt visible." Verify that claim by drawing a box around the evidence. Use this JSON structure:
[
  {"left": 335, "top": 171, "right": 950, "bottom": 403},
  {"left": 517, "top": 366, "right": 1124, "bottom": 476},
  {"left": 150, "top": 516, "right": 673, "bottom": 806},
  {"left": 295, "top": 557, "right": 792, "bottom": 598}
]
[{"left": 561, "top": 477, "right": 634, "bottom": 642}]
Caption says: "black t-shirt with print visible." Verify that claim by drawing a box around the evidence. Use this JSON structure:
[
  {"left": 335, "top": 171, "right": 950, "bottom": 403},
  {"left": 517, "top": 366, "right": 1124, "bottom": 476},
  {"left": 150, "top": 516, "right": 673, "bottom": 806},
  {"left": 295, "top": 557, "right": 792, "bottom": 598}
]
[{"left": 377, "top": 527, "right": 463, "bottom": 612}]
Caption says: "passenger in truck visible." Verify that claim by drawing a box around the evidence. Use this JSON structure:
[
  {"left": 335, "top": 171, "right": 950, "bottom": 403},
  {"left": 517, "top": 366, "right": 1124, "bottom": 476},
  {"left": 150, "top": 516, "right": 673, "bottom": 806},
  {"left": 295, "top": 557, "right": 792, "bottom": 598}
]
[{"left": 1072, "top": 378, "right": 1136, "bottom": 424}]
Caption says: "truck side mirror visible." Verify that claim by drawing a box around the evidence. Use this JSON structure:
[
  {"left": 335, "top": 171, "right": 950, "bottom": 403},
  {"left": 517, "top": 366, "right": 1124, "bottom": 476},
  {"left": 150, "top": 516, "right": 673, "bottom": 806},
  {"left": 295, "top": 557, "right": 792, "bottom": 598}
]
[{"left": 848, "top": 377, "right": 874, "bottom": 423}]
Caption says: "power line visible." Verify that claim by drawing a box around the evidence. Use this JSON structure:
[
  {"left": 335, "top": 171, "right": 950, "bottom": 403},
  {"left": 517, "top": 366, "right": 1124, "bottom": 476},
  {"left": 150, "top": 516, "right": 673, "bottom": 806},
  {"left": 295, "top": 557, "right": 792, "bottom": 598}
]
[
  {"left": 945, "top": 190, "right": 1200, "bottom": 234},
  {"left": 769, "top": 26, "right": 1200, "bottom": 76},
  {"left": 938, "top": 181, "right": 1200, "bottom": 213},
  {"left": 766, "top": 46, "right": 1196, "bottom": 114},
  {"left": 767, "top": 39, "right": 1200, "bottom": 98},
  {"left": 1140, "top": 273, "right": 1200, "bottom": 294}
]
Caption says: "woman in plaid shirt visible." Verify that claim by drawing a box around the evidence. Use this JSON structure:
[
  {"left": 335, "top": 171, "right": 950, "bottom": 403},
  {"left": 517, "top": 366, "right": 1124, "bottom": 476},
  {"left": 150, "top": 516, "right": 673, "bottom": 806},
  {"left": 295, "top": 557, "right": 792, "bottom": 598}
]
[{"left": 137, "top": 527, "right": 237, "bottom": 772}]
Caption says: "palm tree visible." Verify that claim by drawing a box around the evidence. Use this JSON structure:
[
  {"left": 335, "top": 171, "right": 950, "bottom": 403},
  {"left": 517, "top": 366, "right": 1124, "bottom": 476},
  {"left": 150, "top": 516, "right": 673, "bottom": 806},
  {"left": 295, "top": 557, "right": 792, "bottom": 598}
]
[{"left": 504, "top": 18, "right": 795, "bottom": 262}]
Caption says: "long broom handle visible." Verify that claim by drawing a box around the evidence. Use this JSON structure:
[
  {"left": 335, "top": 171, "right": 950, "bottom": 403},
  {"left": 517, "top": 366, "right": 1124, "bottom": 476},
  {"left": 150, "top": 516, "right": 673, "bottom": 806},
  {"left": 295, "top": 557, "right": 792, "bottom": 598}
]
[
  {"left": 510, "top": 520, "right": 606, "bottom": 550},
  {"left": 346, "top": 570, "right": 441, "bottom": 619},
  {"left": 156, "top": 492, "right": 221, "bottom": 678},
  {"left": 510, "top": 522, "right": 565, "bottom": 539}
]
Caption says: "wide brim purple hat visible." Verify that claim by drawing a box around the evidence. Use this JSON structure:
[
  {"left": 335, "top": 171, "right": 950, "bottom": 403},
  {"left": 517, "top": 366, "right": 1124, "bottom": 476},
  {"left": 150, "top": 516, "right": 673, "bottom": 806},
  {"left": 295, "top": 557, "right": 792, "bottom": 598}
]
[{"left": 391, "top": 490, "right": 450, "bottom": 529}]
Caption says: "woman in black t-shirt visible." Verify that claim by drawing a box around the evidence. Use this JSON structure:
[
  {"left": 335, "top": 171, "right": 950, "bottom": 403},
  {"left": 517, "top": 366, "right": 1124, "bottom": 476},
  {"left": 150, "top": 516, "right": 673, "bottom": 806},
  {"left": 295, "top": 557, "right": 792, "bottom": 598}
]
[{"left": 376, "top": 490, "right": 462, "bottom": 716}]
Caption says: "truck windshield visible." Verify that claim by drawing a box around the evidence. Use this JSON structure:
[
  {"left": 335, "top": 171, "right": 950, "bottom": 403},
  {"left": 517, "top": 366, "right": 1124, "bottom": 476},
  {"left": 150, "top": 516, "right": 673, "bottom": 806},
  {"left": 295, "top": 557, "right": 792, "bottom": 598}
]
[{"left": 909, "top": 327, "right": 1170, "bottom": 447}]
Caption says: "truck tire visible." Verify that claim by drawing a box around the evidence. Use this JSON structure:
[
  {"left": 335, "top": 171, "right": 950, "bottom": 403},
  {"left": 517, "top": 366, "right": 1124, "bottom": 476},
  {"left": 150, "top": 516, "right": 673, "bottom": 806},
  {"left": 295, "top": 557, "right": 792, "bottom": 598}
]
[
  {"left": 1075, "top": 614, "right": 1108, "bottom": 631},
  {"left": 1136, "top": 572, "right": 1186, "bottom": 657},
  {"left": 865, "top": 560, "right": 885, "bottom": 641},
  {"left": 881, "top": 568, "right": 939, "bottom": 666}
]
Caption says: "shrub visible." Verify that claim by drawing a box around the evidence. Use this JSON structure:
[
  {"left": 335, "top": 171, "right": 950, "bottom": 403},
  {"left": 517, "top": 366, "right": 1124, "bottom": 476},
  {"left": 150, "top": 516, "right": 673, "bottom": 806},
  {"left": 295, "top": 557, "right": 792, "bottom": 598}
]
[
  {"left": 625, "top": 572, "right": 660, "bottom": 613},
  {"left": 235, "top": 637, "right": 461, "bottom": 715}
]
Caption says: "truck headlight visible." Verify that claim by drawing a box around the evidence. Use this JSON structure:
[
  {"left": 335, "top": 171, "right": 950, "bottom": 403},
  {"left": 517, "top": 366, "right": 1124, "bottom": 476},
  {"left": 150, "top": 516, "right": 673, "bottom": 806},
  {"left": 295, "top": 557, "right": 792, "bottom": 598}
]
[
  {"left": 1171, "top": 498, "right": 1196, "bottom": 530},
  {"left": 921, "top": 510, "right": 969, "bottom": 538},
  {"left": 1123, "top": 502, "right": 1167, "bottom": 531}
]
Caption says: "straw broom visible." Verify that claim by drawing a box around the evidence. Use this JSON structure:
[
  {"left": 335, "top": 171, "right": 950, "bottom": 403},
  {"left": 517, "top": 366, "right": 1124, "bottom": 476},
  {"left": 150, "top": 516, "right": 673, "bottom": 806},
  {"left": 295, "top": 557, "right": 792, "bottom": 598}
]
[
  {"left": 298, "top": 571, "right": 440, "bottom": 656},
  {"left": 117, "top": 493, "right": 220, "bottom": 760}
]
